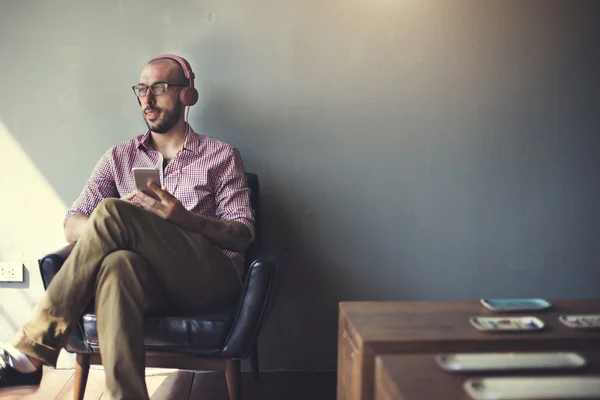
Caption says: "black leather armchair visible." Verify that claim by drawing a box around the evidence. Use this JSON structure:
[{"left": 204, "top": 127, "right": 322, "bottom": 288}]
[{"left": 38, "top": 173, "right": 288, "bottom": 400}]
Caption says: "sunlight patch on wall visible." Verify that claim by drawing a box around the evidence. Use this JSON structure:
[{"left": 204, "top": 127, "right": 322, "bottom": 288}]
[
  {"left": 0, "top": 119, "right": 68, "bottom": 341},
  {"left": 0, "top": 119, "right": 67, "bottom": 260}
]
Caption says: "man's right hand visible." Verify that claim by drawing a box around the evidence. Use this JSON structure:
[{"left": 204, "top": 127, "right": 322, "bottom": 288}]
[
  {"left": 121, "top": 192, "right": 145, "bottom": 207},
  {"left": 121, "top": 192, "right": 137, "bottom": 202},
  {"left": 65, "top": 194, "right": 139, "bottom": 243},
  {"left": 64, "top": 214, "right": 90, "bottom": 243}
]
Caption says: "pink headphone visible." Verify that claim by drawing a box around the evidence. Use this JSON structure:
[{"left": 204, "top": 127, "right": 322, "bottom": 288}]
[{"left": 137, "top": 54, "right": 199, "bottom": 107}]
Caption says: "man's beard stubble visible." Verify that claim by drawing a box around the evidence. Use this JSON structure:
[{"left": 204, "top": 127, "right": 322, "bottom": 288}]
[{"left": 144, "top": 102, "right": 183, "bottom": 134}]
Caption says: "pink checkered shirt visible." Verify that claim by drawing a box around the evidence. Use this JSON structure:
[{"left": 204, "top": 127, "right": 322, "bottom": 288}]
[{"left": 65, "top": 125, "right": 255, "bottom": 275}]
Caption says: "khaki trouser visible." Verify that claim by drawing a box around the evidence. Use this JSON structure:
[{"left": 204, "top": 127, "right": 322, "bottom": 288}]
[{"left": 11, "top": 198, "right": 240, "bottom": 400}]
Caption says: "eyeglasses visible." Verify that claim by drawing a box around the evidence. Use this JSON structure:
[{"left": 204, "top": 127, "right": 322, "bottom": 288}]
[{"left": 132, "top": 82, "right": 186, "bottom": 97}]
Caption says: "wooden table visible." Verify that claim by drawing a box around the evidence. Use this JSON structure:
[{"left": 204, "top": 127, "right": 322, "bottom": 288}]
[
  {"left": 337, "top": 300, "right": 600, "bottom": 400},
  {"left": 375, "top": 352, "right": 600, "bottom": 400}
]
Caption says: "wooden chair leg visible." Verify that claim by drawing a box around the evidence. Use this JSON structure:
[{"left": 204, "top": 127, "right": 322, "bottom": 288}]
[
  {"left": 225, "top": 359, "right": 241, "bottom": 400},
  {"left": 73, "top": 353, "right": 90, "bottom": 400},
  {"left": 250, "top": 342, "right": 260, "bottom": 382}
]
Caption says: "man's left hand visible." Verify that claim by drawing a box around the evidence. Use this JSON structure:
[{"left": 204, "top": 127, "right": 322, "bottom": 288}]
[{"left": 135, "top": 182, "right": 190, "bottom": 228}]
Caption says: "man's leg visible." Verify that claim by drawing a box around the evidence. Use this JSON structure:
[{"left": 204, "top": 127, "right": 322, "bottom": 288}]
[
  {"left": 8, "top": 198, "right": 240, "bottom": 396},
  {"left": 95, "top": 250, "right": 167, "bottom": 400}
]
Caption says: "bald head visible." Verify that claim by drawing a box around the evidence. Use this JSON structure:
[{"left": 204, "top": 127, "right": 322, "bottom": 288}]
[{"left": 146, "top": 58, "right": 187, "bottom": 86}]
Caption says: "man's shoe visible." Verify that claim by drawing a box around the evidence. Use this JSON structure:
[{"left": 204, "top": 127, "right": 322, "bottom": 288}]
[{"left": 0, "top": 346, "right": 42, "bottom": 395}]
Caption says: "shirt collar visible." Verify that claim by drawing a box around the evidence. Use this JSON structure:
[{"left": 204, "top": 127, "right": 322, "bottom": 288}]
[
  {"left": 136, "top": 130, "right": 153, "bottom": 150},
  {"left": 182, "top": 124, "right": 201, "bottom": 154},
  {"left": 136, "top": 123, "right": 200, "bottom": 154}
]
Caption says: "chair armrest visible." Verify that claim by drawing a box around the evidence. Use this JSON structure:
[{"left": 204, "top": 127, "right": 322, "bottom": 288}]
[
  {"left": 38, "top": 242, "right": 76, "bottom": 290},
  {"left": 221, "top": 246, "right": 289, "bottom": 359}
]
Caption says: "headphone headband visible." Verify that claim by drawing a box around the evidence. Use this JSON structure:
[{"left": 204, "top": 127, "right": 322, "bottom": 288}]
[{"left": 150, "top": 54, "right": 196, "bottom": 87}]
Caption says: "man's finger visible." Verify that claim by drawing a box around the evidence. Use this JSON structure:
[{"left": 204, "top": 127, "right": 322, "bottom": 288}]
[
  {"left": 121, "top": 192, "right": 136, "bottom": 201},
  {"left": 136, "top": 190, "right": 168, "bottom": 218},
  {"left": 135, "top": 190, "right": 155, "bottom": 207},
  {"left": 147, "top": 181, "right": 171, "bottom": 201}
]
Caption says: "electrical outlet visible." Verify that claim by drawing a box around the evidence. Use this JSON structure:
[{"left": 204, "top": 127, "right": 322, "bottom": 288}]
[{"left": 0, "top": 262, "right": 24, "bottom": 282}]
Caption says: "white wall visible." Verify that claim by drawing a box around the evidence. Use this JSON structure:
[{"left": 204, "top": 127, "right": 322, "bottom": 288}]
[{"left": 0, "top": 120, "right": 70, "bottom": 364}]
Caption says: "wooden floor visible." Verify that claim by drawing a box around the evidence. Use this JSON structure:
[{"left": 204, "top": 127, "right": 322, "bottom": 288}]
[{"left": 1, "top": 368, "right": 335, "bottom": 400}]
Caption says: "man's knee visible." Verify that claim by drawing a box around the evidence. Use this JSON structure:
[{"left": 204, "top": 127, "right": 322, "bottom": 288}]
[
  {"left": 94, "top": 197, "right": 132, "bottom": 216},
  {"left": 91, "top": 198, "right": 139, "bottom": 224}
]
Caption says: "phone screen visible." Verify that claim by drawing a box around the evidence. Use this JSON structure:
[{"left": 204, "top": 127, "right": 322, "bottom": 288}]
[{"left": 133, "top": 168, "right": 161, "bottom": 200}]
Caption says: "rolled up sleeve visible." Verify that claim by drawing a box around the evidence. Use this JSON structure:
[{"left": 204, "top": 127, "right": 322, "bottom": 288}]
[
  {"left": 213, "top": 147, "right": 256, "bottom": 241},
  {"left": 64, "top": 149, "right": 119, "bottom": 226}
]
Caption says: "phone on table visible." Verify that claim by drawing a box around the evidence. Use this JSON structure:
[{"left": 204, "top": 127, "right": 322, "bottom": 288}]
[
  {"left": 480, "top": 298, "right": 551, "bottom": 312},
  {"left": 132, "top": 167, "right": 161, "bottom": 200}
]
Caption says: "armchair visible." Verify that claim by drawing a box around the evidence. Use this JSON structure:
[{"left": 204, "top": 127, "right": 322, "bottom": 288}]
[{"left": 38, "top": 172, "right": 288, "bottom": 400}]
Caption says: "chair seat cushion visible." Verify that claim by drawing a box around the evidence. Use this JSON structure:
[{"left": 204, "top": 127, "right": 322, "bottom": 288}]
[{"left": 82, "top": 308, "right": 234, "bottom": 354}]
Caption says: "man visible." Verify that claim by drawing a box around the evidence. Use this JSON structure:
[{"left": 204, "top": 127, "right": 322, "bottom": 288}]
[{"left": 0, "top": 54, "right": 255, "bottom": 399}]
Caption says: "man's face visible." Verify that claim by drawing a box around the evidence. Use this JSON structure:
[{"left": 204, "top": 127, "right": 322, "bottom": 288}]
[{"left": 138, "top": 61, "right": 184, "bottom": 134}]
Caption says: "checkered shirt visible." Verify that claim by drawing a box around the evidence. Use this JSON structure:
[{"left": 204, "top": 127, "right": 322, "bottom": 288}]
[{"left": 65, "top": 125, "right": 255, "bottom": 275}]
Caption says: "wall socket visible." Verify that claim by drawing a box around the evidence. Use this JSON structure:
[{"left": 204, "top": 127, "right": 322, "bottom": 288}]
[{"left": 0, "top": 262, "right": 24, "bottom": 282}]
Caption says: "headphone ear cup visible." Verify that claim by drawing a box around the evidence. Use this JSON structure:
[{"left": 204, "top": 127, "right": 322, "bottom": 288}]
[{"left": 180, "top": 87, "right": 198, "bottom": 106}]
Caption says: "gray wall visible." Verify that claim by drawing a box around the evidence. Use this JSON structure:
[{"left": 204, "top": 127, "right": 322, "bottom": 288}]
[{"left": 1, "top": 0, "right": 599, "bottom": 370}]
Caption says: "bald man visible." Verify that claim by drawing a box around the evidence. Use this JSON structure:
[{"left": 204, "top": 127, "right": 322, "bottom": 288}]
[{"left": 0, "top": 55, "right": 254, "bottom": 399}]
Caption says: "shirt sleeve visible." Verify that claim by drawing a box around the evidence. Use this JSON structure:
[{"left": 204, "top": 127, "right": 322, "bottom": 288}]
[
  {"left": 64, "top": 149, "right": 119, "bottom": 226},
  {"left": 213, "top": 147, "right": 256, "bottom": 240}
]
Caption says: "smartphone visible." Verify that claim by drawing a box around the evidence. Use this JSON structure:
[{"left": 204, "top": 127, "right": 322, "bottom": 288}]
[
  {"left": 132, "top": 167, "right": 161, "bottom": 200},
  {"left": 480, "top": 298, "right": 551, "bottom": 312}
]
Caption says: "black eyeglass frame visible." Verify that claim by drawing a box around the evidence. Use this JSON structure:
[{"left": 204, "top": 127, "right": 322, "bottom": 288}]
[{"left": 132, "top": 82, "right": 186, "bottom": 97}]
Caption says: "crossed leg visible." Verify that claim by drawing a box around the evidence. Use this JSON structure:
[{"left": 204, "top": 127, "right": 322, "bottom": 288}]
[{"left": 11, "top": 198, "right": 240, "bottom": 399}]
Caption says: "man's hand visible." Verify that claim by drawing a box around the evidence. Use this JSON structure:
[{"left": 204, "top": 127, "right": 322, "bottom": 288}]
[
  {"left": 121, "top": 192, "right": 138, "bottom": 204},
  {"left": 64, "top": 214, "right": 90, "bottom": 243},
  {"left": 134, "top": 182, "right": 191, "bottom": 227},
  {"left": 65, "top": 193, "right": 136, "bottom": 243},
  {"left": 135, "top": 182, "right": 252, "bottom": 252}
]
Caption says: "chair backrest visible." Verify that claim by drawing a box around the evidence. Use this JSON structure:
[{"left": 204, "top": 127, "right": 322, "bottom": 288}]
[{"left": 244, "top": 172, "right": 260, "bottom": 273}]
